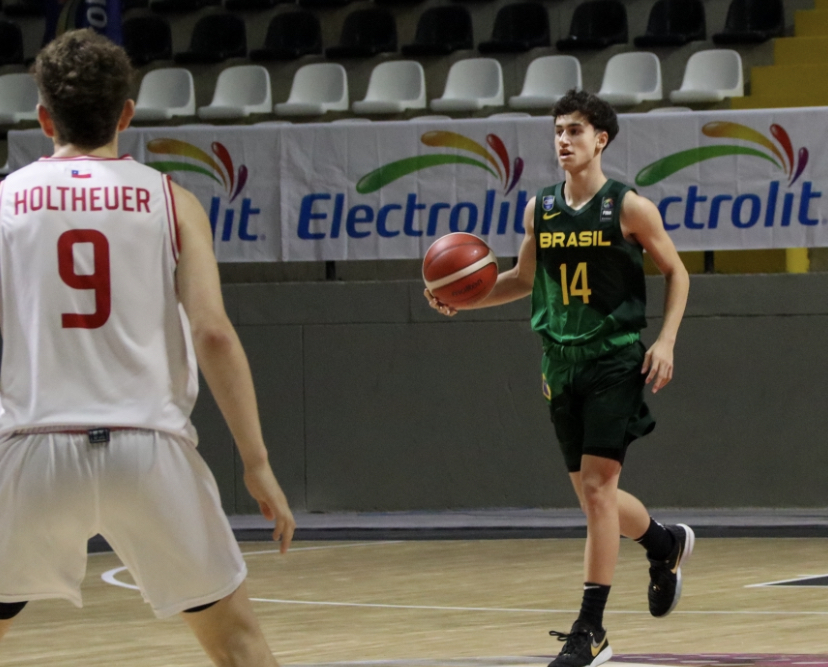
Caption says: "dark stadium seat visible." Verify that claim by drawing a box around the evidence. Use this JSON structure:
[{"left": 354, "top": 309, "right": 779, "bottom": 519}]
[
  {"left": 712, "top": 0, "right": 784, "bottom": 44},
  {"left": 122, "top": 16, "right": 173, "bottom": 66},
  {"left": 174, "top": 13, "right": 247, "bottom": 64},
  {"left": 634, "top": 0, "right": 705, "bottom": 47},
  {"left": 401, "top": 5, "right": 473, "bottom": 57},
  {"left": 297, "top": 0, "right": 351, "bottom": 8},
  {"left": 556, "top": 0, "right": 628, "bottom": 50},
  {"left": 478, "top": 1, "right": 550, "bottom": 53},
  {"left": 2, "top": 0, "right": 42, "bottom": 16},
  {"left": 0, "top": 20, "right": 24, "bottom": 66},
  {"left": 249, "top": 10, "right": 322, "bottom": 61},
  {"left": 224, "top": 0, "right": 287, "bottom": 10},
  {"left": 325, "top": 7, "right": 396, "bottom": 58},
  {"left": 150, "top": 0, "right": 220, "bottom": 13}
]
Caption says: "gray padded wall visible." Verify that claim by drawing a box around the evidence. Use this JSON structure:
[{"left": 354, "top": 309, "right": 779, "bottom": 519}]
[{"left": 193, "top": 274, "right": 828, "bottom": 512}]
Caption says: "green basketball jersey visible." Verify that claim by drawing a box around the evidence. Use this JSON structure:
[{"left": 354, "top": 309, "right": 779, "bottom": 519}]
[{"left": 531, "top": 179, "right": 647, "bottom": 359}]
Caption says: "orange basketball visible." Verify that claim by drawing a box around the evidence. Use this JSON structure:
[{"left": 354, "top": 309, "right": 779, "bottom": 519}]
[{"left": 422, "top": 233, "right": 498, "bottom": 308}]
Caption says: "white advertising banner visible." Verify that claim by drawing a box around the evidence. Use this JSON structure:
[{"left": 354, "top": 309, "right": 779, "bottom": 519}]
[{"left": 9, "top": 106, "right": 828, "bottom": 261}]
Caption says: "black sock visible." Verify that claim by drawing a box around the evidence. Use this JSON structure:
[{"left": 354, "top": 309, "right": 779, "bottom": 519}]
[
  {"left": 577, "top": 582, "right": 610, "bottom": 631},
  {"left": 635, "top": 518, "right": 676, "bottom": 560}
]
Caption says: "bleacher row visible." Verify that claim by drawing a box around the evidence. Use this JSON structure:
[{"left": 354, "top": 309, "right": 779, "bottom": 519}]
[
  {"left": 0, "top": 49, "right": 744, "bottom": 127},
  {"left": 0, "top": 0, "right": 783, "bottom": 68}
]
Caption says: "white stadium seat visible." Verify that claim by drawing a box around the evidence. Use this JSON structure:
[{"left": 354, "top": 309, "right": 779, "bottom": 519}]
[
  {"left": 430, "top": 58, "right": 504, "bottom": 112},
  {"left": 670, "top": 49, "right": 744, "bottom": 103},
  {"left": 275, "top": 63, "right": 349, "bottom": 116},
  {"left": 198, "top": 65, "right": 273, "bottom": 120},
  {"left": 509, "top": 56, "right": 582, "bottom": 109}
]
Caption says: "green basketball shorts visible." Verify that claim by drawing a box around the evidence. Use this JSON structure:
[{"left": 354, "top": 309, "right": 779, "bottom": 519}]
[{"left": 541, "top": 340, "right": 656, "bottom": 473}]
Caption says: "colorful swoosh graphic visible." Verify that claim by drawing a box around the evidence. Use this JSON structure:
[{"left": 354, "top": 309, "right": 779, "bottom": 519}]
[
  {"left": 356, "top": 131, "right": 524, "bottom": 195},
  {"left": 146, "top": 139, "right": 249, "bottom": 202},
  {"left": 635, "top": 122, "right": 809, "bottom": 187}
]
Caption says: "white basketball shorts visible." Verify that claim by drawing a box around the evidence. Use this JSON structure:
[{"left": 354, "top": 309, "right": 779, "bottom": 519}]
[{"left": 0, "top": 430, "right": 247, "bottom": 618}]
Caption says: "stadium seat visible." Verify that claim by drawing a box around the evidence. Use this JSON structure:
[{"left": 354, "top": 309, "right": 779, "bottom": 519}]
[
  {"left": 133, "top": 68, "right": 196, "bottom": 121},
  {"left": 408, "top": 115, "right": 451, "bottom": 122},
  {"left": 0, "top": 73, "right": 38, "bottom": 124},
  {"left": 401, "top": 5, "right": 473, "bottom": 57},
  {"left": 175, "top": 13, "right": 247, "bottom": 63},
  {"left": 298, "top": 0, "right": 351, "bottom": 7},
  {"left": 275, "top": 63, "right": 349, "bottom": 116},
  {"left": 489, "top": 112, "right": 532, "bottom": 118},
  {"left": 352, "top": 61, "right": 426, "bottom": 114},
  {"left": 430, "top": 58, "right": 503, "bottom": 112},
  {"left": 122, "top": 16, "right": 173, "bottom": 66},
  {"left": 556, "top": 0, "right": 628, "bottom": 50},
  {"left": 669, "top": 49, "right": 744, "bottom": 102},
  {"left": 325, "top": 8, "right": 397, "bottom": 58},
  {"left": 1, "top": 0, "right": 42, "bottom": 16},
  {"left": 713, "top": 0, "right": 784, "bottom": 44},
  {"left": 597, "top": 52, "right": 662, "bottom": 105},
  {"left": 647, "top": 106, "right": 692, "bottom": 112},
  {"left": 150, "top": 0, "right": 219, "bottom": 12},
  {"left": 250, "top": 11, "right": 322, "bottom": 61},
  {"left": 634, "top": 0, "right": 705, "bottom": 47},
  {"left": 508, "top": 55, "right": 582, "bottom": 109},
  {"left": 478, "top": 2, "right": 550, "bottom": 54},
  {"left": 224, "top": 0, "right": 285, "bottom": 9},
  {"left": 0, "top": 20, "right": 24, "bottom": 66},
  {"left": 198, "top": 65, "right": 272, "bottom": 119}
]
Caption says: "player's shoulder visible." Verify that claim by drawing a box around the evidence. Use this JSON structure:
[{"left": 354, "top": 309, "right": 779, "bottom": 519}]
[{"left": 619, "top": 187, "right": 659, "bottom": 219}]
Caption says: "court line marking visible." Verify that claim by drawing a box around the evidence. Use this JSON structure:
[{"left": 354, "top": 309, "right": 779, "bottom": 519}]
[
  {"left": 100, "top": 541, "right": 404, "bottom": 590},
  {"left": 744, "top": 574, "right": 828, "bottom": 588},
  {"left": 247, "top": 598, "right": 828, "bottom": 616}
]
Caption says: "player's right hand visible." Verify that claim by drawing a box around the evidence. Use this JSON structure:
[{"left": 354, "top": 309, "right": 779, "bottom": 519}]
[
  {"left": 243, "top": 462, "right": 296, "bottom": 553},
  {"left": 424, "top": 288, "right": 457, "bottom": 317}
]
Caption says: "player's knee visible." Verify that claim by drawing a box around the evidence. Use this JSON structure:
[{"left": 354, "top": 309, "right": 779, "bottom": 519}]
[{"left": 0, "top": 601, "right": 27, "bottom": 620}]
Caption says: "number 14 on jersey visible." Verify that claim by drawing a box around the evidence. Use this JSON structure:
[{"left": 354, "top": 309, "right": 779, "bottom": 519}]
[{"left": 559, "top": 262, "right": 591, "bottom": 305}]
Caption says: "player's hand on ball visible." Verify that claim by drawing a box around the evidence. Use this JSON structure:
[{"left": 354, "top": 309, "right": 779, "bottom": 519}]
[
  {"left": 424, "top": 288, "right": 457, "bottom": 317},
  {"left": 244, "top": 462, "right": 296, "bottom": 553}
]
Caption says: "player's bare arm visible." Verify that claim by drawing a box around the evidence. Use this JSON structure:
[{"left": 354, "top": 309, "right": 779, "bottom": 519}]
[
  {"left": 173, "top": 181, "right": 295, "bottom": 551},
  {"left": 621, "top": 190, "right": 690, "bottom": 394},
  {"left": 425, "top": 197, "right": 537, "bottom": 316}
]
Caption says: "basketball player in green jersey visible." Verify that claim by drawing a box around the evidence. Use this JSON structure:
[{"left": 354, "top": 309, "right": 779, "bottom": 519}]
[{"left": 426, "top": 90, "right": 693, "bottom": 667}]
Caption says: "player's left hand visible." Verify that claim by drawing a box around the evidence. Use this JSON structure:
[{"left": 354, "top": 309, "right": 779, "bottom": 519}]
[
  {"left": 424, "top": 288, "right": 457, "bottom": 317},
  {"left": 642, "top": 339, "right": 674, "bottom": 393},
  {"left": 243, "top": 462, "right": 296, "bottom": 553}
]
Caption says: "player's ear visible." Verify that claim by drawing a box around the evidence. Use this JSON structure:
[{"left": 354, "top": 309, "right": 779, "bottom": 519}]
[
  {"left": 37, "top": 103, "right": 55, "bottom": 138},
  {"left": 118, "top": 99, "right": 136, "bottom": 132},
  {"left": 596, "top": 129, "right": 609, "bottom": 152}
]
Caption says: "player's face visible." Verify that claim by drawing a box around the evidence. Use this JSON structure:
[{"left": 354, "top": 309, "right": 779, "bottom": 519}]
[{"left": 554, "top": 113, "right": 608, "bottom": 172}]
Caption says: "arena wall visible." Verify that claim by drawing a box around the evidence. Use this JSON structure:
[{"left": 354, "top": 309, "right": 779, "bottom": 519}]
[{"left": 195, "top": 273, "right": 828, "bottom": 513}]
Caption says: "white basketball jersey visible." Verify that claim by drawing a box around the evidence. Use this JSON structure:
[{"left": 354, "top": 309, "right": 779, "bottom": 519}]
[{"left": 0, "top": 156, "right": 198, "bottom": 443}]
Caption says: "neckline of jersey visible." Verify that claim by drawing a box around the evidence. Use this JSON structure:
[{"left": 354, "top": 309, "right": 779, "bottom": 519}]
[
  {"left": 555, "top": 179, "right": 613, "bottom": 217},
  {"left": 38, "top": 155, "right": 134, "bottom": 162}
]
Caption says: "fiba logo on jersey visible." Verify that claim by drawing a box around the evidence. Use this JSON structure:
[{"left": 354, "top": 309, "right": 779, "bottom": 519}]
[{"left": 144, "top": 138, "right": 262, "bottom": 243}]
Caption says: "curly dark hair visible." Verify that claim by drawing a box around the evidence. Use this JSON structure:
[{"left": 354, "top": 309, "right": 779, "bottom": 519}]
[
  {"left": 34, "top": 29, "right": 133, "bottom": 150},
  {"left": 551, "top": 89, "right": 619, "bottom": 149}
]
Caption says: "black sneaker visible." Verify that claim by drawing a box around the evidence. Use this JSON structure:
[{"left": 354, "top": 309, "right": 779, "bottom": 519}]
[
  {"left": 548, "top": 620, "right": 612, "bottom": 667},
  {"left": 648, "top": 522, "right": 695, "bottom": 617}
]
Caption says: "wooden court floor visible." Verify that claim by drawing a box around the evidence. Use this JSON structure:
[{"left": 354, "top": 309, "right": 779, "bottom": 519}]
[{"left": 2, "top": 538, "right": 828, "bottom": 666}]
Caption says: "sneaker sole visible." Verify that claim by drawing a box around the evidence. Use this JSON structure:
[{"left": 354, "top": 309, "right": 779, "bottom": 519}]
[
  {"left": 590, "top": 644, "right": 613, "bottom": 667},
  {"left": 664, "top": 523, "right": 695, "bottom": 616}
]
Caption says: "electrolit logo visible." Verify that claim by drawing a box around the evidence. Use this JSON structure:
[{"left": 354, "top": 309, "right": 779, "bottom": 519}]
[
  {"left": 297, "top": 132, "right": 527, "bottom": 241},
  {"left": 356, "top": 131, "right": 524, "bottom": 195},
  {"left": 635, "top": 122, "right": 820, "bottom": 230},
  {"left": 146, "top": 139, "right": 260, "bottom": 242}
]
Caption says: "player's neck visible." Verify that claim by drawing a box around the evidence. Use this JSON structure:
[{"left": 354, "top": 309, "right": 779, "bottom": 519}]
[
  {"left": 51, "top": 136, "right": 120, "bottom": 159},
  {"left": 563, "top": 162, "right": 607, "bottom": 211}
]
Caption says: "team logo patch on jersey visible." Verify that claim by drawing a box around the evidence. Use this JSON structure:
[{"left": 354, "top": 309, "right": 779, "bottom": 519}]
[
  {"left": 542, "top": 195, "right": 555, "bottom": 211},
  {"left": 600, "top": 197, "right": 614, "bottom": 220},
  {"left": 71, "top": 169, "right": 92, "bottom": 179}
]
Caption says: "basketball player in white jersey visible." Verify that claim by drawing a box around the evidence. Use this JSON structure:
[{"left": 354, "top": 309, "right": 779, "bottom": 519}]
[{"left": 0, "top": 30, "right": 294, "bottom": 666}]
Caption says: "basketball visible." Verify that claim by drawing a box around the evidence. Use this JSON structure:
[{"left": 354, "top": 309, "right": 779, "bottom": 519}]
[{"left": 422, "top": 233, "right": 498, "bottom": 308}]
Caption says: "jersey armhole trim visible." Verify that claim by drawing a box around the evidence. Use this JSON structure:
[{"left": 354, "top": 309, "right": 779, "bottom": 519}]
[{"left": 162, "top": 174, "right": 181, "bottom": 263}]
